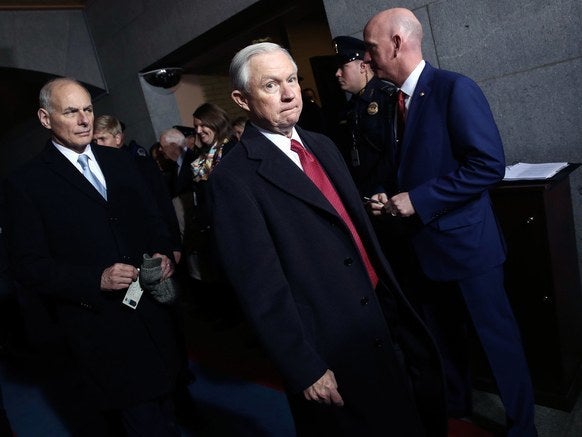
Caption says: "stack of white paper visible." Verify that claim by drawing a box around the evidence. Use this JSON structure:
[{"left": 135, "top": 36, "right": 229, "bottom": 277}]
[{"left": 503, "top": 162, "right": 569, "bottom": 180}]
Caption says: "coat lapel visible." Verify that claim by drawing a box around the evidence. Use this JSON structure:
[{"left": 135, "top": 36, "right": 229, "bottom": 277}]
[
  {"left": 42, "top": 141, "right": 108, "bottom": 204},
  {"left": 400, "top": 62, "right": 433, "bottom": 167},
  {"left": 241, "top": 125, "right": 340, "bottom": 219},
  {"left": 300, "top": 128, "right": 382, "bottom": 263}
]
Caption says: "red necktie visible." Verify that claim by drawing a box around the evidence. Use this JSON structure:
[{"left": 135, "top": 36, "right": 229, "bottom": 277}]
[
  {"left": 290, "top": 139, "right": 378, "bottom": 288},
  {"left": 396, "top": 89, "right": 407, "bottom": 143}
]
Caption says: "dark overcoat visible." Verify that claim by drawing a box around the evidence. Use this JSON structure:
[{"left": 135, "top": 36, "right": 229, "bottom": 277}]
[
  {"left": 3, "top": 142, "right": 180, "bottom": 409},
  {"left": 208, "top": 124, "right": 446, "bottom": 436}
]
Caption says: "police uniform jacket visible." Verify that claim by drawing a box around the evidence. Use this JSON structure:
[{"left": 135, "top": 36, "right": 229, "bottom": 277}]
[{"left": 344, "top": 76, "right": 397, "bottom": 196}]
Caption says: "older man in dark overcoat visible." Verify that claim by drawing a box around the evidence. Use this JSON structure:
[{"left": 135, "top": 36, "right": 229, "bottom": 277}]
[
  {"left": 3, "top": 78, "right": 181, "bottom": 436},
  {"left": 208, "top": 42, "right": 446, "bottom": 436}
]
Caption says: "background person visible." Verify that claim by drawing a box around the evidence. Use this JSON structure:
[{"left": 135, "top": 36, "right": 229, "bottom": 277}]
[
  {"left": 364, "top": 8, "right": 537, "bottom": 436},
  {"left": 93, "top": 115, "right": 181, "bottom": 263},
  {"left": 230, "top": 115, "right": 247, "bottom": 142},
  {"left": 333, "top": 35, "right": 397, "bottom": 197},
  {"left": 190, "top": 103, "right": 241, "bottom": 328}
]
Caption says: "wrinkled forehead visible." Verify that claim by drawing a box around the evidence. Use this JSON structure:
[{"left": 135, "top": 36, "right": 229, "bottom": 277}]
[{"left": 248, "top": 51, "right": 296, "bottom": 81}]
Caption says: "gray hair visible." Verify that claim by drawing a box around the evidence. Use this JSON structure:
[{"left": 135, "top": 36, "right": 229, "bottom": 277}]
[
  {"left": 160, "top": 127, "right": 186, "bottom": 147},
  {"left": 39, "top": 77, "right": 86, "bottom": 113},
  {"left": 229, "top": 42, "right": 298, "bottom": 93}
]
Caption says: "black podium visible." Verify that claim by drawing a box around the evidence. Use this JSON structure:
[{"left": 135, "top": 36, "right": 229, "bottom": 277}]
[{"left": 475, "top": 163, "right": 582, "bottom": 410}]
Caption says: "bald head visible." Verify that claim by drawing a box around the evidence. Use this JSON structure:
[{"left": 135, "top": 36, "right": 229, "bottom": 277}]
[{"left": 364, "top": 8, "right": 423, "bottom": 86}]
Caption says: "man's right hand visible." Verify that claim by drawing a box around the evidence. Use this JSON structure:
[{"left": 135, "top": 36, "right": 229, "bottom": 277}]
[
  {"left": 303, "top": 369, "right": 344, "bottom": 407},
  {"left": 369, "top": 192, "right": 389, "bottom": 216},
  {"left": 100, "top": 263, "right": 138, "bottom": 291}
]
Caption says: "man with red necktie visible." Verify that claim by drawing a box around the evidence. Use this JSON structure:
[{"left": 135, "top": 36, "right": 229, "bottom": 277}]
[
  {"left": 208, "top": 42, "right": 446, "bottom": 436},
  {"left": 364, "top": 8, "right": 536, "bottom": 436}
]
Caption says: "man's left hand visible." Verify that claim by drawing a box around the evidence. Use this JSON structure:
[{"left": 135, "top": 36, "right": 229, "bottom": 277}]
[
  {"left": 152, "top": 253, "right": 174, "bottom": 279},
  {"left": 389, "top": 192, "right": 415, "bottom": 217}
]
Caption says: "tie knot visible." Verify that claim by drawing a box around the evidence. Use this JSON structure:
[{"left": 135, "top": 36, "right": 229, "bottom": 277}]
[
  {"left": 77, "top": 154, "right": 89, "bottom": 169},
  {"left": 290, "top": 139, "right": 303, "bottom": 154}
]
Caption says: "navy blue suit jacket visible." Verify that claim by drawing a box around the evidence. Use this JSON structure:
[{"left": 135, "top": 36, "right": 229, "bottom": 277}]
[{"left": 394, "top": 63, "right": 507, "bottom": 281}]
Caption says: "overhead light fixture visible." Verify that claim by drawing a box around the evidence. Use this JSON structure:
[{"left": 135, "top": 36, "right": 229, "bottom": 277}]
[{"left": 140, "top": 67, "right": 183, "bottom": 89}]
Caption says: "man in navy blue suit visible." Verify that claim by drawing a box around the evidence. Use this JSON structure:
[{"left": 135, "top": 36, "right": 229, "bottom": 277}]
[{"left": 364, "top": 8, "right": 537, "bottom": 436}]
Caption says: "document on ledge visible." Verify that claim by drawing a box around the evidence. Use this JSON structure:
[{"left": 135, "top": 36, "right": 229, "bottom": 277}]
[{"left": 503, "top": 162, "right": 569, "bottom": 180}]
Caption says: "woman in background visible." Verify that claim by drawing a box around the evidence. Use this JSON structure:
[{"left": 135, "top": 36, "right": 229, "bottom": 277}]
[
  {"left": 191, "top": 103, "right": 233, "bottom": 183},
  {"left": 190, "top": 103, "right": 241, "bottom": 328}
]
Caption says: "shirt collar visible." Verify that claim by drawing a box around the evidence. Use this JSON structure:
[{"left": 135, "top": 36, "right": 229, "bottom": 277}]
[
  {"left": 252, "top": 123, "right": 302, "bottom": 148},
  {"left": 52, "top": 141, "right": 95, "bottom": 163},
  {"left": 400, "top": 59, "right": 426, "bottom": 98}
]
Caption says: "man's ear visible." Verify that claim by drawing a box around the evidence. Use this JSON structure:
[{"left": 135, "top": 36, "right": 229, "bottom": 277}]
[
  {"left": 38, "top": 108, "right": 51, "bottom": 129},
  {"left": 114, "top": 133, "right": 123, "bottom": 147},
  {"left": 392, "top": 34, "right": 402, "bottom": 57},
  {"left": 231, "top": 90, "right": 250, "bottom": 112}
]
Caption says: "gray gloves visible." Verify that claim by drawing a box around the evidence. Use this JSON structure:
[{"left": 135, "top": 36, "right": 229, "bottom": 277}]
[{"left": 139, "top": 254, "right": 178, "bottom": 304}]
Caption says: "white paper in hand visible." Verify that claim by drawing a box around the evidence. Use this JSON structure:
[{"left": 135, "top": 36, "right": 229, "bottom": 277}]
[{"left": 123, "top": 275, "right": 143, "bottom": 309}]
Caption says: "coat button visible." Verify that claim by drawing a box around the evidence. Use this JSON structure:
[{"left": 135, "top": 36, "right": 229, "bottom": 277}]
[
  {"left": 374, "top": 338, "right": 384, "bottom": 348},
  {"left": 360, "top": 296, "right": 369, "bottom": 306},
  {"left": 344, "top": 257, "right": 354, "bottom": 266}
]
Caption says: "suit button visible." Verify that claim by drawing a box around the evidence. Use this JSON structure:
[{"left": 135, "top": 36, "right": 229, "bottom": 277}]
[
  {"left": 374, "top": 338, "right": 384, "bottom": 348},
  {"left": 344, "top": 257, "right": 354, "bottom": 266},
  {"left": 360, "top": 296, "right": 369, "bottom": 306}
]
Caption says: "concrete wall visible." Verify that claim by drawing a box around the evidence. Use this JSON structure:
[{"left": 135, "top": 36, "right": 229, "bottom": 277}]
[
  {"left": 0, "top": 9, "right": 105, "bottom": 171},
  {"left": 325, "top": 0, "right": 582, "bottom": 284},
  {"left": 83, "top": 0, "right": 257, "bottom": 149},
  {"left": 0, "top": 9, "right": 104, "bottom": 88}
]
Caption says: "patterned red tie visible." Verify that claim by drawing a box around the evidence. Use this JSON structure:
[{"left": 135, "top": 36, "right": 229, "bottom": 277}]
[{"left": 290, "top": 139, "right": 378, "bottom": 288}]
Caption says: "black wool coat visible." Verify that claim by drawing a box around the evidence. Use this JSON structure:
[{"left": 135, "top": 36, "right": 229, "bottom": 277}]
[
  {"left": 3, "top": 142, "right": 180, "bottom": 409},
  {"left": 208, "top": 124, "right": 446, "bottom": 436}
]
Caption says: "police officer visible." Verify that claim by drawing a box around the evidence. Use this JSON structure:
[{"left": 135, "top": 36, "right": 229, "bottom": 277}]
[
  {"left": 334, "top": 36, "right": 416, "bottom": 287},
  {"left": 333, "top": 35, "right": 397, "bottom": 197}
]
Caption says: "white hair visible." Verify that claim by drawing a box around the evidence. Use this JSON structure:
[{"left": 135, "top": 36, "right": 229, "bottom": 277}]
[{"left": 229, "top": 42, "right": 298, "bottom": 93}]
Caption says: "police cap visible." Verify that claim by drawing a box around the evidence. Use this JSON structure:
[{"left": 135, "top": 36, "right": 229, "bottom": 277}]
[{"left": 333, "top": 35, "right": 366, "bottom": 65}]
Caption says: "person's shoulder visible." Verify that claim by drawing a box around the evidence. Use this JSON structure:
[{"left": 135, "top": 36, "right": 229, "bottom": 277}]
[
  {"left": 429, "top": 64, "right": 472, "bottom": 84},
  {"left": 126, "top": 140, "right": 149, "bottom": 157},
  {"left": 95, "top": 143, "right": 130, "bottom": 161},
  {"left": 297, "top": 126, "right": 337, "bottom": 149},
  {"left": 368, "top": 76, "right": 396, "bottom": 93},
  {"left": 216, "top": 140, "right": 245, "bottom": 166}
]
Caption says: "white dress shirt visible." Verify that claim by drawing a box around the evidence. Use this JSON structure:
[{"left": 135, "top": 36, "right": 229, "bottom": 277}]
[
  {"left": 53, "top": 142, "right": 107, "bottom": 188},
  {"left": 253, "top": 123, "right": 305, "bottom": 171}
]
